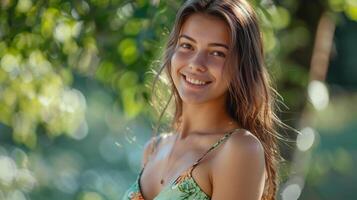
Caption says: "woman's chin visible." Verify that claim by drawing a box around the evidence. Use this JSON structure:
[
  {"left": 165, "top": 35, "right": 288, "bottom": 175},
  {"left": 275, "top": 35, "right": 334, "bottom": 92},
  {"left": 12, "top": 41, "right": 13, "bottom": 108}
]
[{"left": 180, "top": 95, "right": 209, "bottom": 105}]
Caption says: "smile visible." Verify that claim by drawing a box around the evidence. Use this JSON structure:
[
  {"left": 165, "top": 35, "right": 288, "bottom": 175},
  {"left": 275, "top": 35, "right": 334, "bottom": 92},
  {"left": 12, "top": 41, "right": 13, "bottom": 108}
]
[{"left": 182, "top": 74, "right": 212, "bottom": 87}]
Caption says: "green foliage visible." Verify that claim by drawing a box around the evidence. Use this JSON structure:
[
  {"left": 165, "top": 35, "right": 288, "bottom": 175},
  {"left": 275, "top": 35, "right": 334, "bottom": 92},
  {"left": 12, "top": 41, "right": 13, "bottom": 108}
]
[
  {"left": 0, "top": 0, "right": 178, "bottom": 199},
  {"left": 0, "top": 0, "right": 356, "bottom": 200},
  {"left": 0, "top": 0, "right": 178, "bottom": 147}
]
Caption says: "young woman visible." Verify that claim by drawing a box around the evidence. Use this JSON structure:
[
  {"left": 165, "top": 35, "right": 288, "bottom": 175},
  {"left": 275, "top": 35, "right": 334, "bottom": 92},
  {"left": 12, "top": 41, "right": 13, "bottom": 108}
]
[{"left": 123, "top": 0, "right": 281, "bottom": 199}]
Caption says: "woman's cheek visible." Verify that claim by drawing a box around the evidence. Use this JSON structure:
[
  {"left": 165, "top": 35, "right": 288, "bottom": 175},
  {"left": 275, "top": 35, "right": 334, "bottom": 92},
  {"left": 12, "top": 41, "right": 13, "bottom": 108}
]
[
  {"left": 208, "top": 56, "right": 225, "bottom": 66},
  {"left": 207, "top": 57, "right": 225, "bottom": 74},
  {"left": 171, "top": 51, "right": 189, "bottom": 71},
  {"left": 170, "top": 52, "right": 182, "bottom": 83}
]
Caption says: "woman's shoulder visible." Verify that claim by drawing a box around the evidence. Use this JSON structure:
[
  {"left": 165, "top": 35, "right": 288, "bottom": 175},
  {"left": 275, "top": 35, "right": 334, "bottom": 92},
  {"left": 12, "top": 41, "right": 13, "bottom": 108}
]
[
  {"left": 225, "top": 129, "right": 264, "bottom": 153},
  {"left": 209, "top": 129, "right": 267, "bottom": 197},
  {"left": 212, "top": 128, "right": 266, "bottom": 173}
]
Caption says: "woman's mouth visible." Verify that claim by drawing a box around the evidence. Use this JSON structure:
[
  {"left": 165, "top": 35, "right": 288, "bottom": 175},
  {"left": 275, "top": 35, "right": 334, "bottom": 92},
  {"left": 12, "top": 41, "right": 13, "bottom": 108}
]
[{"left": 182, "top": 74, "right": 212, "bottom": 87}]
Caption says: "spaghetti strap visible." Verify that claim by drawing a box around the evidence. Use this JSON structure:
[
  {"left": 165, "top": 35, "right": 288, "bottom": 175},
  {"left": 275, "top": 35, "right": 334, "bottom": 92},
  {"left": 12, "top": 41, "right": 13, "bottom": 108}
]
[
  {"left": 143, "top": 129, "right": 241, "bottom": 172},
  {"left": 192, "top": 128, "right": 242, "bottom": 168}
]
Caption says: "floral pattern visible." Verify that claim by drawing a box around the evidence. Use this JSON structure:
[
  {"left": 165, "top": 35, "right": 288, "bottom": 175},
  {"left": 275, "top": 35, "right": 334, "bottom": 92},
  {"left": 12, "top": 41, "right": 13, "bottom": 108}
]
[
  {"left": 173, "top": 166, "right": 194, "bottom": 186},
  {"left": 177, "top": 179, "right": 210, "bottom": 200},
  {"left": 123, "top": 169, "right": 210, "bottom": 200},
  {"left": 124, "top": 177, "right": 145, "bottom": 200},
  {"left": 128, "top": 191, "right": 145, "bottom": 200},
  {"left": 173, "top": 167, "right": 210, "bottom": 200}
]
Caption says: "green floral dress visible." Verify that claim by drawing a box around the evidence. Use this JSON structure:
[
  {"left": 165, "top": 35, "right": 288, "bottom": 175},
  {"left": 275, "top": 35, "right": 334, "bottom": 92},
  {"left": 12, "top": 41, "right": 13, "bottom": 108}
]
[{"left": 122, "top": 129, "right": 239, "bottom": 200}]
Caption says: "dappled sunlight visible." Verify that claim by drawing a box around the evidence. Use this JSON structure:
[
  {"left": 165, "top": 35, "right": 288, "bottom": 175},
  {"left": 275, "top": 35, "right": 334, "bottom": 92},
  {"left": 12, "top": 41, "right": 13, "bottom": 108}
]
[
  {"left": 0, "top": 0, "right": 356, "bottom": 199},
  {"left": 0, "top": 149, "right": 37, "bottom": 199}
]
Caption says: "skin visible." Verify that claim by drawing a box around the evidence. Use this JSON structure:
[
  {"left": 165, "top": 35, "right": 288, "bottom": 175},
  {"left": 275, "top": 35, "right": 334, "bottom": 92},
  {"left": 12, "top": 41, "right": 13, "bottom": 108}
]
[{"left": 139, "top": 13, "right": 266, "bottom": 200}]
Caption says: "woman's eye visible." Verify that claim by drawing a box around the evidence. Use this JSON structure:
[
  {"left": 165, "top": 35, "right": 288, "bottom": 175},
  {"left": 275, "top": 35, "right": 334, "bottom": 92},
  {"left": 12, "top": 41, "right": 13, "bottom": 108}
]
[
  {"left": 179, "top": 43, "right": 192, "bottom": 50},
  {"left": 211, "top": 51, "right": 226, "bottom": 58}
]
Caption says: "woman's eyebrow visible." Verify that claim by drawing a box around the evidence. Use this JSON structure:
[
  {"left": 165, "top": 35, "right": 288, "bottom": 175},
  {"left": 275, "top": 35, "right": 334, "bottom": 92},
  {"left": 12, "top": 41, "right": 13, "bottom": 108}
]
[{"left": 179, "top": 34, "right": 229, "bottom": 50}]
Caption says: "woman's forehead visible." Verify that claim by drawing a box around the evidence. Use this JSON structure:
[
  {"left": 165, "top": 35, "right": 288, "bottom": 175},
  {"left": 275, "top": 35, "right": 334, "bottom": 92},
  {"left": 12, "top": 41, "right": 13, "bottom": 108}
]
[{"left": 179, "top": 13, "right": 231, "bottom": 46}]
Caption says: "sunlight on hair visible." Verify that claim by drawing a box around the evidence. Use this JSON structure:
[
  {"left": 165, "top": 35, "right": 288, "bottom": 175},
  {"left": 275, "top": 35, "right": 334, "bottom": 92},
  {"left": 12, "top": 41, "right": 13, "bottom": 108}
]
[
  {"left": 158, "top": 73, "right": 170, "bottom": 85},
  {"left": 281, "top": 183, "right": 302, "bottom": 200},
  {"left": 296, "top": 127, "right": 316, "bottom": 151},
  {"left": 308, "top": 80, "right": 329, "bottom": 110}
]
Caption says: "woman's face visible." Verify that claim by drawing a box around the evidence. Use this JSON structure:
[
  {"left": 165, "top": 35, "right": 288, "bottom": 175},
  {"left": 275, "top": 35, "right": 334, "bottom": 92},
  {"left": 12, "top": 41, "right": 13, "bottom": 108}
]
[{"left": 171, "top": 12, "right": 231, "bottom": 105}]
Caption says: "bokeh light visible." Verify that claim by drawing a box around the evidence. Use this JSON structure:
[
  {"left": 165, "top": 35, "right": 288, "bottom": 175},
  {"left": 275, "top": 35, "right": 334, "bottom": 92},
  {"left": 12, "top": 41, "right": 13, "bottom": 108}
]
[
  {"left": 308, "top": 80, "right": 329, "bottom": 110},
  {"left": 0, "top": 0, "right": 356, "bottom": 200},
  {"left": 297, "top": 127, "right": 316, "bottom": 151}
]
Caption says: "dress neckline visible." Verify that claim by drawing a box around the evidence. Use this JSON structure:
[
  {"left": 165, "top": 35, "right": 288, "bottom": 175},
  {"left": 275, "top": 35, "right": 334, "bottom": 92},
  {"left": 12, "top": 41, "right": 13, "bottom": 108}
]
[
  {"left": 137, "top": 164, "right": 210, "bottom": 200},
  {"left": 136, "top": 128, "right": 241, "bottom": 200}
]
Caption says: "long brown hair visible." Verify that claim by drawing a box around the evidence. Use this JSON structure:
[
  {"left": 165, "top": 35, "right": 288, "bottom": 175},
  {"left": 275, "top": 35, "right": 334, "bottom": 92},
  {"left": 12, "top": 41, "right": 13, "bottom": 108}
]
[{"left": 151, "top": 0, "right": 283, "bottom": 199}]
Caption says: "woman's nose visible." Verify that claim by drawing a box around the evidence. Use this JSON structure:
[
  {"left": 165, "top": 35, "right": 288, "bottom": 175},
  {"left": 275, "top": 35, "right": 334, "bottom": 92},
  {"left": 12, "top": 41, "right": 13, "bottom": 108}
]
[{"left": 189, "top": 51, "right": 207, "bottom": 72}]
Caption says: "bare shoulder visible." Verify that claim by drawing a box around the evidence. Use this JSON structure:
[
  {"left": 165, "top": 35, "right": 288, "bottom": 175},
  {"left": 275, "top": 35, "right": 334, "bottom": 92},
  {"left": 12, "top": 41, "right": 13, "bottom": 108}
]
[
  {"left": 142, "top": 132, "right": 174, "bottom": 167},
  {"left": 214, "top": 129, "right": 265, "bottom": 170},
  {"left": 224, "top": 129, "right": 265, "bottom": 157},
  {"left": 211, "top": 129, "right": 266, "bottom": 199}
]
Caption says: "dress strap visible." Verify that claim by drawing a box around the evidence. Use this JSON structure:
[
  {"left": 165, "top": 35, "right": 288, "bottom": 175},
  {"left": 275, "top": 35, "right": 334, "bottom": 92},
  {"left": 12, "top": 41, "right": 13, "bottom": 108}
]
[{"left": 192, "top": 128, "right": 241, "bottom": 168}]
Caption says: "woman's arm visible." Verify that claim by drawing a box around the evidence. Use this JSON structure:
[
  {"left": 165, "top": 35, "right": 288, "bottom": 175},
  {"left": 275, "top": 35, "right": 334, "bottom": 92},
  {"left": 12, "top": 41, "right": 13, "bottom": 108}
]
[{"left": 211, "top": 130, "right": 266, "bottom": 200}]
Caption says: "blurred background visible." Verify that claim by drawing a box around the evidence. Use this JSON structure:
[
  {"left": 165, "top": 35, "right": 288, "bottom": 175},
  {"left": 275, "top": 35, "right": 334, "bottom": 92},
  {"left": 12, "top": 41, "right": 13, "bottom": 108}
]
[{"left": 0, "top": 0, "right": 356, "bottom": 200}]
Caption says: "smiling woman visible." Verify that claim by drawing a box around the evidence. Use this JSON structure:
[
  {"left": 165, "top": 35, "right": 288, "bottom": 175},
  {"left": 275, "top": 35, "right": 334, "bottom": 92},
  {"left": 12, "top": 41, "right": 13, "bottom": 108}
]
[
  {"left": 122, "top": 0, "right": 282, "bottom": 200},
  {"left": 171, "top": 13, "right": 230, "bottom": 105}
]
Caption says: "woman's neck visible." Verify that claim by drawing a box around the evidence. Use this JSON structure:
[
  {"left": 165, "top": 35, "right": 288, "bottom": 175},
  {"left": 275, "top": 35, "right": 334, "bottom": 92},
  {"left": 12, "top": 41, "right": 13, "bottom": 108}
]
[{"left": 177, "top": 101, "right": 239, "bottom": 140}]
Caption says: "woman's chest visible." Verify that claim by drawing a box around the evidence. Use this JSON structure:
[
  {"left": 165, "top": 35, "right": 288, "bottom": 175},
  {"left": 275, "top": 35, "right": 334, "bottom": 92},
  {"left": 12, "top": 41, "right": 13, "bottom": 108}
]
[{"left": 140, "top": 151, "right": 214, "bottom": 199}]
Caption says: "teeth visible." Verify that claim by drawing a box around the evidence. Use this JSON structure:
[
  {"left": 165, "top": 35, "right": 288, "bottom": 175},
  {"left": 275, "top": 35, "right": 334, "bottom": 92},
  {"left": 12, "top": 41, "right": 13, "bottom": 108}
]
[{"left": 185, "top": 76, "right": 207, "bottom": 85}]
